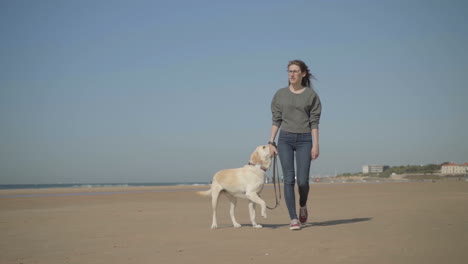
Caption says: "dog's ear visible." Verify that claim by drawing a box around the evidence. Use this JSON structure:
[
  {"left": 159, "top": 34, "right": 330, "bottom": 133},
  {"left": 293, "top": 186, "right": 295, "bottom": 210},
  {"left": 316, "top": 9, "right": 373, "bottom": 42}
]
[
  {"left": 250, "top": 150, "right": 262, "bottom": 164},
  {"left": 261, "top": 151, "right": 272, "bottom": 169}
]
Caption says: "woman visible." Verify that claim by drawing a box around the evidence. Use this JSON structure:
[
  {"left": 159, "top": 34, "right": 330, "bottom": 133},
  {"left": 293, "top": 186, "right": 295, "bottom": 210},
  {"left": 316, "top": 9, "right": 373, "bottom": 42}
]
[{"left": 268, "top": 59, "right": 322, "bottom": 230}]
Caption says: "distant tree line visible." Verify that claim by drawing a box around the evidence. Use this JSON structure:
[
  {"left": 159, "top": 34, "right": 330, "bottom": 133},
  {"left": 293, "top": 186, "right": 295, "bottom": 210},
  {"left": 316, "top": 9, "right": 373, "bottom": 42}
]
[
  {"left": 337, "top": 163, "right": 446, "bottom": 178},
  {"left": 378, "top": 164, "right": 441, "bottom": 177}
]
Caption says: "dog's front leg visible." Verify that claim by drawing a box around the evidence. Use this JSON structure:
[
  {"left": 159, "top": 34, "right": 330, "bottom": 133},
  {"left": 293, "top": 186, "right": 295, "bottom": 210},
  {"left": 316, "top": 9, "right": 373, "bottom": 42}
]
[
  {"left": 246, "top": 192, "right": 267, "bottom": 219},
  {"left": 248, "top": 202, "right": 262, "bottom": 228}
]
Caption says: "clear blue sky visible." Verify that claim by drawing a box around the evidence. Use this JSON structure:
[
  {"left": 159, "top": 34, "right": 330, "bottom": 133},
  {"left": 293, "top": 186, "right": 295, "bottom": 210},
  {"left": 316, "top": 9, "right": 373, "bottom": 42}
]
[{"left": 1, "top": 0, "right": 467, "bottom": 184}]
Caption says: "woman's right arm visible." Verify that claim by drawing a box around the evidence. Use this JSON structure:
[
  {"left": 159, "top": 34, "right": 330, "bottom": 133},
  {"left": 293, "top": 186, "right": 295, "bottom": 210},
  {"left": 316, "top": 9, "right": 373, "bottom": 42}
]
[
  {"left": 270, "top": 91, "right": 281, "bottom": 155},
  {"left": 269, "top": 125, "right": 279, "bottom": 155}
]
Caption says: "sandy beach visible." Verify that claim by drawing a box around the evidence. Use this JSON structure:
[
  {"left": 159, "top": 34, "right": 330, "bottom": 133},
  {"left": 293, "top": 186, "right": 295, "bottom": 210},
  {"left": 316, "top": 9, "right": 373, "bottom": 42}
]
[{"left": 1, "top": 181, "right": 467, "bottom": 264}]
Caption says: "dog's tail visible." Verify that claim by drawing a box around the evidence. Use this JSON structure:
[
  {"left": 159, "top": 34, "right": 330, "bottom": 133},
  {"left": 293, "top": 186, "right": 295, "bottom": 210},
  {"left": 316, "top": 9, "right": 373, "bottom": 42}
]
[{"left": 196, "top": 188, "right": 212, "bottom": 197}]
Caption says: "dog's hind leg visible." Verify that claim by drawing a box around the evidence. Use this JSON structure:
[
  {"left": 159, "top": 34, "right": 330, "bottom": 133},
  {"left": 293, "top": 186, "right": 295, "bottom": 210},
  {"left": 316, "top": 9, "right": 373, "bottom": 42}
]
[
  {"left": 248, "top": 201, "right": 262, "bottom": 228},
  {"left": 210, "top": 185, "right": 222, "bottom": 229},
  {"left": 225, "top": 193, "right": 241, "bottom": 228}
]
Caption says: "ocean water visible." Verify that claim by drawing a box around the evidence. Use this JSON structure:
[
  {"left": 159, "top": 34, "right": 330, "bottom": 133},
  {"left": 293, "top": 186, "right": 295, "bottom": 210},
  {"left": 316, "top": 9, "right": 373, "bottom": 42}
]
[
  {"left": 0, "top": 182, "right": 209, "bottom": 190},
  {"left": 0, "top": 182, "right": 210, "bottom": 198}
]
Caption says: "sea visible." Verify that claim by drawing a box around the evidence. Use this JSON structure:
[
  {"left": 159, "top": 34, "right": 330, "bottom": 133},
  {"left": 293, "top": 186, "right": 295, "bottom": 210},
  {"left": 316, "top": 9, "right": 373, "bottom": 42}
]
[
  {"left": 0, "top": 182, "right": 210, "bottom": 198},
  {"left": 0, "top": 182, "right": 209, "bottom": 190}
]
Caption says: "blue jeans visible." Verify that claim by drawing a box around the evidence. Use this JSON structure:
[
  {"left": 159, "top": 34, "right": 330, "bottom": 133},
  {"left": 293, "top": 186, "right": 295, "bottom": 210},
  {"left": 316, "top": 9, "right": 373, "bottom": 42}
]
[{"left": 277, "top": 130, "right": 312, "bottom": 220}]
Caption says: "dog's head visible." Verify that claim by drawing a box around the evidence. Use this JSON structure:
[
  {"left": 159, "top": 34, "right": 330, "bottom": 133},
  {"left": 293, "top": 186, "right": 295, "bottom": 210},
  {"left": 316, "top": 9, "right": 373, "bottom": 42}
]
[{"left": 249, "top": 145, "right": 272, "bottom": 170}]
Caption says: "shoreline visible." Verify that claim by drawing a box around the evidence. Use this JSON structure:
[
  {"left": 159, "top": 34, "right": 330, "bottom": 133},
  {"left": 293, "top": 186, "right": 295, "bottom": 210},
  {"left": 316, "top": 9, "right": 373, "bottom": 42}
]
[
  {"left": 1, "top": 180, "right": 463, "bottom": 198},
  {"left": 0, "top": 184, "right": 210, "bottom": 197}
]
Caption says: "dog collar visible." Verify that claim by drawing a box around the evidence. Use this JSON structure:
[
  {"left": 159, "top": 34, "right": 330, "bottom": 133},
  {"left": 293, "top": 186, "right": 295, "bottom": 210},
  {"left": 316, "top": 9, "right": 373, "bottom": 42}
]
[{"left": 248, "top": 162, "right": 267, "bottom": 172}]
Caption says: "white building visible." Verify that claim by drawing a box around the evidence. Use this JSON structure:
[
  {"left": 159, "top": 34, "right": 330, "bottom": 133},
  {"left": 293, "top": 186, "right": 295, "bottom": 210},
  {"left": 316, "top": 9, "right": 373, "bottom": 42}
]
[
  {"left": 441, "top": 163, "right": 468, "bottom": 174},
  {"left": 362, "top": 165, "right": 389, "bottom": 174}
]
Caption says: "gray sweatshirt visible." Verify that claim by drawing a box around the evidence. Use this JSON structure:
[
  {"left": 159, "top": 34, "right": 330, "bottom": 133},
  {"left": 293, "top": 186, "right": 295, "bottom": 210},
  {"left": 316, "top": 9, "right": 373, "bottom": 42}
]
[{"left": 271, "top": 87, "right": 322, "bottom": 133}]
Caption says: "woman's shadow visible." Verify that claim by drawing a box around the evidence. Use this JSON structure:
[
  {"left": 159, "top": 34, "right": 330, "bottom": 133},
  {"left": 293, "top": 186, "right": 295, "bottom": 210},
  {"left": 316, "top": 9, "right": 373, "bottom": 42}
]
[{"left": 262, "top": 217, "right": 372, "bottom": 229}]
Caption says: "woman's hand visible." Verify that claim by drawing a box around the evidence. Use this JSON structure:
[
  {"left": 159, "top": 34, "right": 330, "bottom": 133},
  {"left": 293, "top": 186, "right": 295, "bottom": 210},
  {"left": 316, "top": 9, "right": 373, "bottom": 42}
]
[
  {"left": 311, "top": 144, "right": 319, "bottom": 160},
  {"left": 269, "top": 144, "right": 278, "bottom": 156}
]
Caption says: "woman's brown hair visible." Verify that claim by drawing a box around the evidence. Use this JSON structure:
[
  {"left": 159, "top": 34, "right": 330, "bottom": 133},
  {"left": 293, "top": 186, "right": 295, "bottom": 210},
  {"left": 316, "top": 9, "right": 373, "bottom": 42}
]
[{"left": 288, "top": 60, "right": 316, "bottom": 88}]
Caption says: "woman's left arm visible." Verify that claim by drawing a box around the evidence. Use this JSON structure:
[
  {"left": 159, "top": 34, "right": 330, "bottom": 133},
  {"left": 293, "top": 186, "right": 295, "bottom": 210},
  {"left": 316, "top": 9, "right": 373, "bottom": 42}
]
[
  {"left": 311, "top": 128, "right": 319, "bottom": 160},
  {"left": 309, "top": 92, "right": 321, "bottom": 160}
]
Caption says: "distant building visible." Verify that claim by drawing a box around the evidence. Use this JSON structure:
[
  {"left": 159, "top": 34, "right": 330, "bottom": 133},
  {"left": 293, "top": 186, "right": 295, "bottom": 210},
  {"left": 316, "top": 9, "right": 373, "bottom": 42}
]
[
  {"left": 362, "top": 165, "right": 389, "bottom": 174},
  {"left": 441, "top": 163, "right": 468, "bottom": 174}
]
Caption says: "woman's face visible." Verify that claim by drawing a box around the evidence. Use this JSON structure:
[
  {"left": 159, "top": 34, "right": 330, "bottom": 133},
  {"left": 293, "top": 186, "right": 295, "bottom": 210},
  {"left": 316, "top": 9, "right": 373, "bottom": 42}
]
[{"left": 288, "top": 64, "right": 306, "bottom": 86}]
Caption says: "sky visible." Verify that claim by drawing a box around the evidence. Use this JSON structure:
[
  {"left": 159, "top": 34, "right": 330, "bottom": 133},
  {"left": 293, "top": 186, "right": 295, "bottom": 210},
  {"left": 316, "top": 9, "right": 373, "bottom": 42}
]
[{"left": 1, "top": 0, "right": 467, "bottom": 184}]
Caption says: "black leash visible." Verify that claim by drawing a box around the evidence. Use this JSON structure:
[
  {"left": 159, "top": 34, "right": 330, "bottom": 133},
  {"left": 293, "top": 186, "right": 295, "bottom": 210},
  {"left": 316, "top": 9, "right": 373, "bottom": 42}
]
[{"left": 267, "top": 154, "right": 281, "bottom": 210}]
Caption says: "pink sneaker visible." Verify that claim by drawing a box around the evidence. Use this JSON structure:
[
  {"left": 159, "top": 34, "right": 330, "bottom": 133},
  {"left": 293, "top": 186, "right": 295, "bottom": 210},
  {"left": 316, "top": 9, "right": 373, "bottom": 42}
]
[
  {"left": 299, "top": 206, "right": 308, "bottom": 224},
  {"left": 290, "top": 219, "right": 301, "bottom": 230}
]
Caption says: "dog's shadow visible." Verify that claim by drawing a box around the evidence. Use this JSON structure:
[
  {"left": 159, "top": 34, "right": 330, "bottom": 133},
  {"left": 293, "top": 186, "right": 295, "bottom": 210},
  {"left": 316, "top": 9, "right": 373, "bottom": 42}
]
[{"left": 261, "top": 217, "right": 373, "bottom": 229}]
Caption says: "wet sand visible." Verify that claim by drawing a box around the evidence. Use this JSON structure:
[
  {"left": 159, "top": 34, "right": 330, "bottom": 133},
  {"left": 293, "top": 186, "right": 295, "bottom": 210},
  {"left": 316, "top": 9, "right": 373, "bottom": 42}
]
[{"left": 0, "top": 181, "right": 467, "bottom": 264}]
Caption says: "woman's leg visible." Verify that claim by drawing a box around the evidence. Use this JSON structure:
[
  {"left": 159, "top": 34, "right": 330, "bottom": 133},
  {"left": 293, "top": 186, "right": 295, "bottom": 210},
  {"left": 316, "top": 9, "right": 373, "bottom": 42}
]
[
  {"left": 278, "top": 131, "right": 298, "bottom": 220},
  {"left": 295, "top": 133, "right": 312, "bottom": 207}
]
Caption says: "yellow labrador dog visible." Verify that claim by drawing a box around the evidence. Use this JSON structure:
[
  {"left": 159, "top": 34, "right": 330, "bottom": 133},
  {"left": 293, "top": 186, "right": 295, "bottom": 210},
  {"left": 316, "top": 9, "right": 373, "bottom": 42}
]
[{"left": 198, "top": 145, "right": 272, "bottom": 229}]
